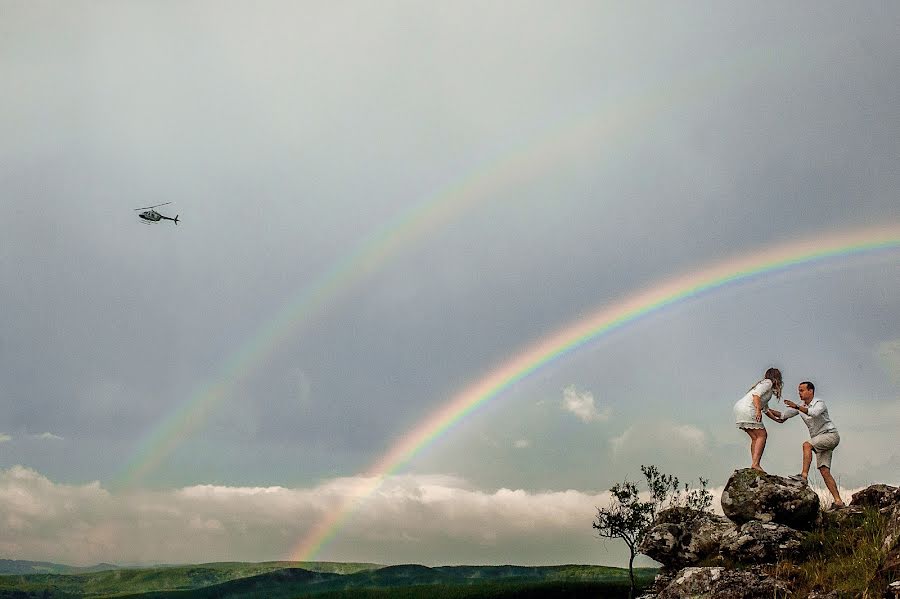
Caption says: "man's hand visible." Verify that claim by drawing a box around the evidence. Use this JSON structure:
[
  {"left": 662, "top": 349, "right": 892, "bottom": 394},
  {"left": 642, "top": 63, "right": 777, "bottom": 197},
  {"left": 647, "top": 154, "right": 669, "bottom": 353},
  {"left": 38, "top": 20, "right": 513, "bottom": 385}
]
[
  {"left": 784, "top": 399, "right": 799, "bottom": 409},
  {"left": 765, "top": 408, "right": 785, "bottom": 424}
]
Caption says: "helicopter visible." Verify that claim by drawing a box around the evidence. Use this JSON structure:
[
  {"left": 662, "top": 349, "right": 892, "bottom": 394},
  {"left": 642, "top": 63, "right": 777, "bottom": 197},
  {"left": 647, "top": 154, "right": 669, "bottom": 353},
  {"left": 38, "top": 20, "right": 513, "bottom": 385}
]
[{"left": 135, "top": 202, "right": 179, "bottom": 225}]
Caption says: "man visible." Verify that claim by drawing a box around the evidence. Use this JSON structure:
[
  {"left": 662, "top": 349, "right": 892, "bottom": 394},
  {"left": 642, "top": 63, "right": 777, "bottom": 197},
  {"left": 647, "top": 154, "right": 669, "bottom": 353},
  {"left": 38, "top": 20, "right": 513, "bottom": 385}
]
[{"left": 772, "top": 381, "right": 845, "bottom": 508}]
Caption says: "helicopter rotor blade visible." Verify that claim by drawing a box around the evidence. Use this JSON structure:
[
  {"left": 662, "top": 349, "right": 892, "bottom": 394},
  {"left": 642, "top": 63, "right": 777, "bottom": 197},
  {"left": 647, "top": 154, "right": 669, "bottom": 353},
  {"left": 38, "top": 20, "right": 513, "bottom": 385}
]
[{"left": 134, "top": 202, "right": 172, "bottom": 210}]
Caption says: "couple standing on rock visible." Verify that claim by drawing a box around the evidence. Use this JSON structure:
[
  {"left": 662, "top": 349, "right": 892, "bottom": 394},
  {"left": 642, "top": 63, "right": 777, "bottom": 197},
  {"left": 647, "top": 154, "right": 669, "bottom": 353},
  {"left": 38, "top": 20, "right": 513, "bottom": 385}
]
[{"left": 733, "top": 367, "right": 846, "bottom": 508}]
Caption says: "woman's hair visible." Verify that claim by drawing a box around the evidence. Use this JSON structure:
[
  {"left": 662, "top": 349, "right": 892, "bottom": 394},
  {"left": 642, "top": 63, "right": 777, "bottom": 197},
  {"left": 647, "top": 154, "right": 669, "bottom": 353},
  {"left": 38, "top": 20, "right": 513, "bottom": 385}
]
[
  {"left": 748, "top": 367, "right": 783, "bottom": 399},
  {"left": 764, "top": 367, "right": 783, "bottom": 399}
]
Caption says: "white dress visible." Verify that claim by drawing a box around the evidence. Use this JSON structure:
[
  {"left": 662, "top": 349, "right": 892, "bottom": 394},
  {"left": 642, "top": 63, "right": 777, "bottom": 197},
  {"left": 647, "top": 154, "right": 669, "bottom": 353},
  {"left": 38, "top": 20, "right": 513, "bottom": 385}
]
[{"left": 733, "top": 379, "right": 774, "bottom": 429}]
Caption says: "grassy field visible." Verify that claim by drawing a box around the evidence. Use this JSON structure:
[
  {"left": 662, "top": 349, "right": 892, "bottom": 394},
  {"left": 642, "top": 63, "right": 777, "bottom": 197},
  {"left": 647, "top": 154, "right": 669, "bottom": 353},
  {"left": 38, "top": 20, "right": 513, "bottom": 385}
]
[
  {"left": 0, "top": 563, "right": 657, "bottom": 598},
  {"left": 278, "top": 579, "right": 651, "bottom": 599},
  {"left": 783, "top": 506, "right": 897, "bottom": 597},
  {"left": 0, "top": 562, "right": 380, "bottom": 598},
  {"left": 690, "top": 505, "right": 898, "bottom": 597}
]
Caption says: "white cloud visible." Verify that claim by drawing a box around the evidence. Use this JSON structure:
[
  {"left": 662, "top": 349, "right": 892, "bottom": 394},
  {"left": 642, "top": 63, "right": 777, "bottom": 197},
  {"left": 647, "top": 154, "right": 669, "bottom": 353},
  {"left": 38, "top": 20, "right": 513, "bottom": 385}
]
[
  {"left": 611, "top": 422, "right": 707, "bottom": 455},
  {"left": 875, "top": 339, "right": 900, "bottom": 386},
  {"left": 672, "top": 424, "right": 706, "bottom": 449},
  {"left": 0, "top": 466, "right": 634, "bottom": 567},
  {"left": 609, "top": 428, "right": 633, "bottom": 454},
  {"left": 562, "top": 385, "right": 610, "bottom": 423},
  {"left": 0, "top": 432, "right": 64, "bottom": 443}
]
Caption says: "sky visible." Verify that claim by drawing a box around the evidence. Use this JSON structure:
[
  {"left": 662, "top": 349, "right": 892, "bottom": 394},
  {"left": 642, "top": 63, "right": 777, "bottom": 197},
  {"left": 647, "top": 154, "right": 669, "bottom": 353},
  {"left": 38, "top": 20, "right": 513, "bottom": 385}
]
[{"left": 2, "top": 1, "right": 899, "bottom": 568}]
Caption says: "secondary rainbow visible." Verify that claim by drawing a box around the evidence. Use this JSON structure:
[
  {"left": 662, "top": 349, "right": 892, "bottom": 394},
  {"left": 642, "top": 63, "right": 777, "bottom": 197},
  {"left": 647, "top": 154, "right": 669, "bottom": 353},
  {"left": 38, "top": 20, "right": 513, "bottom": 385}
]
[
  {"left": 113, "top": 108, "right": 630, "bottom": 487},
  {"left": 289, "top": 223, "right": 900, "bottom": 561},
  {"left": 112, "top": 51, "right": 760, "bottom": 488}
]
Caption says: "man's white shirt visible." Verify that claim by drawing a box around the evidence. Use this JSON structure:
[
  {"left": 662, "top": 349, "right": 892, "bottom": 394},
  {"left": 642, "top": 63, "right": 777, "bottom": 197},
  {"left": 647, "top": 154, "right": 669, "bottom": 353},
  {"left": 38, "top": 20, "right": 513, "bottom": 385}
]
[{"left": 782, "top": 397, "right": 838, "bottom": 437}]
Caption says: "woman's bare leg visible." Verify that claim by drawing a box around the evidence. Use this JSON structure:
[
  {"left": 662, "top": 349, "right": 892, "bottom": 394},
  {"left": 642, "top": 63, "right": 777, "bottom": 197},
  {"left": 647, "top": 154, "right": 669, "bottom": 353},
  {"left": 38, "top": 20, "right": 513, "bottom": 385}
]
[{"left": 744, "top": 428, "right": 767, "bottom": 472}]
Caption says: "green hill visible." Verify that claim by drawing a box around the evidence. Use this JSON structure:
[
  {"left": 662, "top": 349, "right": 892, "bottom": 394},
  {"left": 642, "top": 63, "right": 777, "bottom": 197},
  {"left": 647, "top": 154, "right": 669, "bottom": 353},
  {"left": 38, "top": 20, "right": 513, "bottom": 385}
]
[
  {"left": 0, "top": 560, "right": 120, "bottom": 576},
  {"left": 0, "top": 562, "right": 656, "bottom": 598},
  {"left": 111, "top": 564, "right": 657, "bottom": 598},
  {"left": 0, "top": 562, "right": 381, "bottom": 598}
]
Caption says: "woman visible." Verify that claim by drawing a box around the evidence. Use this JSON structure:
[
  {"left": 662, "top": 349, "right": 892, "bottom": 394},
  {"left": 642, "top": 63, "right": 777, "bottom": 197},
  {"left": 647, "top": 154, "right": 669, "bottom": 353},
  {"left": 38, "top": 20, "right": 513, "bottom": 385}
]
[{"left": 733, "top": 367, "right": 783, "bottom": 473}]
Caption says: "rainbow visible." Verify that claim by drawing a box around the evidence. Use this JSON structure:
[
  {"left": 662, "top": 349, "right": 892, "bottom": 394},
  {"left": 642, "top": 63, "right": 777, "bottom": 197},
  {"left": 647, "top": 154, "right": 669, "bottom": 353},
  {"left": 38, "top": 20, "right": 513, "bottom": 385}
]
[
  {"left": 113, "top": 51, "right": 766, "bottom": 488},
  {"left": 113, "top": 117, "right": 625, "bottom": 487},
  {"left": 289, "top": 223, "right": 900, "bottom": 560}
]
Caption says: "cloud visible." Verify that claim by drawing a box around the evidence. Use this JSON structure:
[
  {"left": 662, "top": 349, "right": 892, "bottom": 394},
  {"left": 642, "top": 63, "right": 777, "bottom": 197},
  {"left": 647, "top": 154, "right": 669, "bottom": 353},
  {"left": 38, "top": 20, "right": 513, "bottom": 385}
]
[
  {"left": 0, "top": 432, "right": 63, "bottom": 443},
  {"left": 875, "top": 339, "right": 900, "bottom": 386},
  {"left": 0, "top": 466, "right": 639, "bottom": 567},
  {"left": 671, "top": 424, "right": 706, "bottom": 449},
  {"left": 562, "top": 385, "right": 610, "bottom": 423},
  {"left": 609, "top": 429, "right": 633, "bottom": 454},
  {"left": 611, "top": 422, "right": 707, "bottom": 455}
]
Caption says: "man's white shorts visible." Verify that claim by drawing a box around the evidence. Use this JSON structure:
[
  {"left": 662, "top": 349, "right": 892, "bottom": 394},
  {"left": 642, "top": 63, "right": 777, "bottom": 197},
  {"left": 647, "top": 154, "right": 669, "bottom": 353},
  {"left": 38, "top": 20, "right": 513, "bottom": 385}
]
[{"left": 811, "top": 431, "right": 840, "bottom": 470}]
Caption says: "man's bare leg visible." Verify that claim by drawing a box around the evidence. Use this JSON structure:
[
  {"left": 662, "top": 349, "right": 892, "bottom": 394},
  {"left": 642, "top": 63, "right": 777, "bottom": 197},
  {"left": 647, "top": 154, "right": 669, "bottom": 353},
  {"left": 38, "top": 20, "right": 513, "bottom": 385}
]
[
  {"left": 801, "top": 441, "right": 813, "bottom": 481},
  {"left": 819, "top": 466, "right": 845, "bottom": 507}
]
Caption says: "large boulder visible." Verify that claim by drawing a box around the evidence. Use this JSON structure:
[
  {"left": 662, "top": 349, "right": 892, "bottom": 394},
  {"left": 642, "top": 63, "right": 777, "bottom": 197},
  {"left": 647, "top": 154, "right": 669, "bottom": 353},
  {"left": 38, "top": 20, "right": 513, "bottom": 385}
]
[
  {"left": 636, "top": 567, "right": 678, "bottom": 599},
  {"left": 721, "top": 468, "right": 820, "bottom": 529},
  {"left": 884, "top": 504, "right": 900, "bottom": 554},
  {"left": 888, "top": 580, "right": 900, "bottom": 599},
  {"left": 638, "top": 507, "right": 733, "bottom": 568},
  {"left": 877, "top": 504, "right": 900, "bottom": 591},
  {"left": 719, "top": 520, "right": 806, "bottom": 564},
  {"left": 850, "top": 484, "right": 900, "bottom": 509},
  {"left": 655, "top": 566, "right": 789, "bottom": 599},
  {"left": 820, "top": 504, "right": 867, "bottom": 528}
]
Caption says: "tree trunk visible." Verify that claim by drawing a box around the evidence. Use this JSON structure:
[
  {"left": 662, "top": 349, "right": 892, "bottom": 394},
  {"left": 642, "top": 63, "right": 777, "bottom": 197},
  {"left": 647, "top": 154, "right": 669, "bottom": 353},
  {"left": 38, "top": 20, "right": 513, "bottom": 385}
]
[{"left": 628, "top": 551, "right": 636, "bottom": 599}]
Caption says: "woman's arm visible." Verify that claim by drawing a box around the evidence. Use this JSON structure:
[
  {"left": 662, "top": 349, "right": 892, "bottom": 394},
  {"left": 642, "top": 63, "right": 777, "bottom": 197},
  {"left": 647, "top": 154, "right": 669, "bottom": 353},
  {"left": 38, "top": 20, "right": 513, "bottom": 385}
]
[
  {"left": 765, "top": 408, "right": 785, "bottom": 423},
  {"left": 752, "top": 395, "right": 762, "bottom": 422}
]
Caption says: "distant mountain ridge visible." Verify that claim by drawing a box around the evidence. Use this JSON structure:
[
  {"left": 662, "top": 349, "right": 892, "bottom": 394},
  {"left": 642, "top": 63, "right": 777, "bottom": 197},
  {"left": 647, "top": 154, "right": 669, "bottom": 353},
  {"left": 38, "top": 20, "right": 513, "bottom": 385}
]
[
  {"left": 111, "top": 564, "right": 656, "bottom": 598},
  {"left": 0, "top": 561, "right": 655, "bottom": 598},
  {"left": 0, "top": 559, "right": 119, "bottom": 575}
]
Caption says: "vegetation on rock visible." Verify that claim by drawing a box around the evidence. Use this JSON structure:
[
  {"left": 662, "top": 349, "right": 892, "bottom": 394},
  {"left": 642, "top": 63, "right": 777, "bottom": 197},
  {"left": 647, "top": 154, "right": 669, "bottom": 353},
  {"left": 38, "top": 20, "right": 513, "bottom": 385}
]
[
  {"left": 635, "top": 471, "right": 900, "bottom": 598},
  {"left": 593, "top": 465, "right": 713, "bottom": 598}
]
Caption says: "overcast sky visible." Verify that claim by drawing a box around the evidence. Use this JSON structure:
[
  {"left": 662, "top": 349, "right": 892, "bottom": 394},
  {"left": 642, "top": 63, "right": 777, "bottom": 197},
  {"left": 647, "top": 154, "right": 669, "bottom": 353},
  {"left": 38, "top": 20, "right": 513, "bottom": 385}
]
[{"left": 2, "top": 1, "right": 899, "bottom": 568}]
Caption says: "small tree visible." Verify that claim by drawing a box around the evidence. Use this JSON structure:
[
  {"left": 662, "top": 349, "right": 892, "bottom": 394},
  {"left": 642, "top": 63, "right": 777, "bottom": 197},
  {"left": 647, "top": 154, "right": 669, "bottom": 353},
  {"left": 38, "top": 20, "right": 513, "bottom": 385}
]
[{"left": 592, "top": 465, "right": 711, "bottom": 599}]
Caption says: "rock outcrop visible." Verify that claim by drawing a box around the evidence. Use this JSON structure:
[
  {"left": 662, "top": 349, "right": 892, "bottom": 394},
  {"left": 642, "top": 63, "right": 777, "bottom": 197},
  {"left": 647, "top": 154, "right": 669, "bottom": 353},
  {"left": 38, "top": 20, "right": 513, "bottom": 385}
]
[
  {"left": 640, "top": 473, "right": 900, "bottom": 598},
  {"left": 721, "top": 468, "right": 820, "bottom": 529},
  {"left": 654, "top": 566, "right": 788, "bottom": 599},
  {"left": 638, "top": 508, "right": 732, "bottom": 568},
  {"left": 883, "top": 502, "right": 900, "bottom": 556},
  {"left": 851, "top": 484, "right": 900, "bottom": 510},
  {"left": 718, "top": 519, "right": 805, "bottom": 564},
  {"left": 878, "top": 498, "right": 900, "bottom": 593}
]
